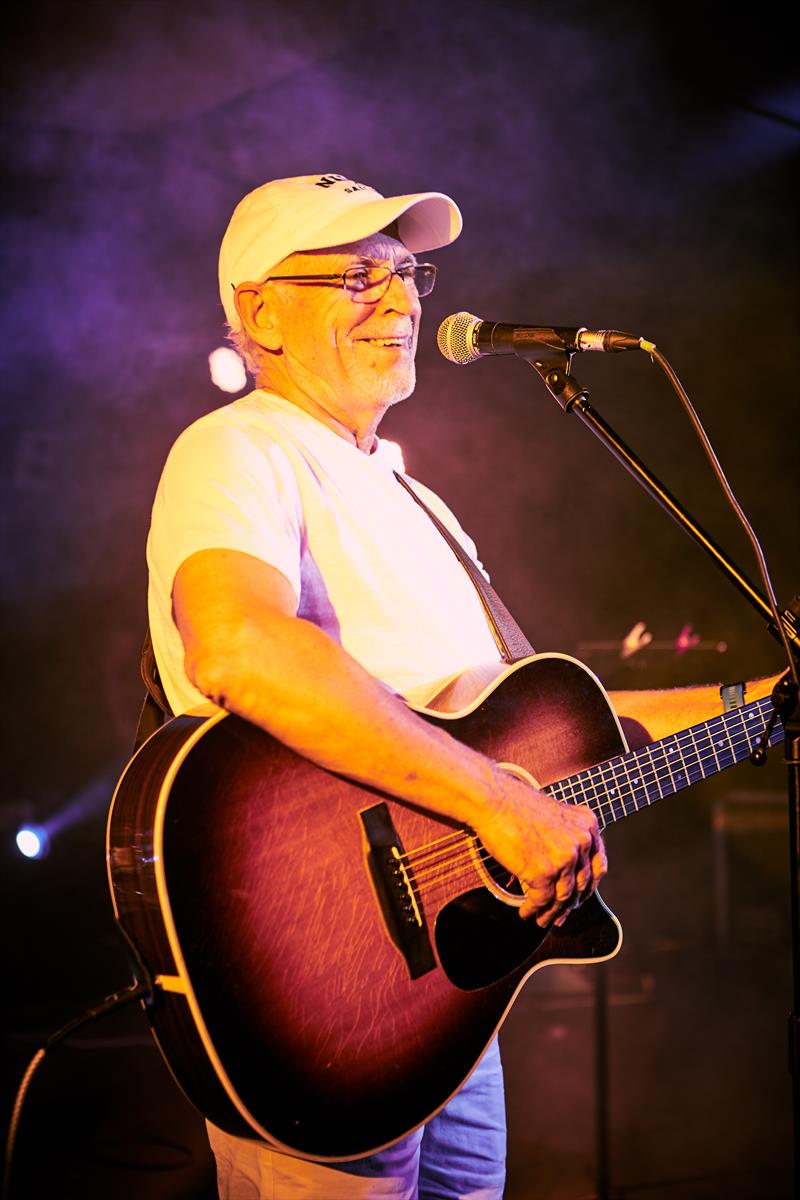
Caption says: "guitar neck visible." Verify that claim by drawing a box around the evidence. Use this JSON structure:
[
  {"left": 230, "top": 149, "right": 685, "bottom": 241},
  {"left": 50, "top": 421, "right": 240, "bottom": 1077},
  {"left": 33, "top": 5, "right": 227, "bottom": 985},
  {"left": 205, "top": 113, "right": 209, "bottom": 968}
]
[{"left": 546, "top": 695, "right": 784, "bottom": 828}]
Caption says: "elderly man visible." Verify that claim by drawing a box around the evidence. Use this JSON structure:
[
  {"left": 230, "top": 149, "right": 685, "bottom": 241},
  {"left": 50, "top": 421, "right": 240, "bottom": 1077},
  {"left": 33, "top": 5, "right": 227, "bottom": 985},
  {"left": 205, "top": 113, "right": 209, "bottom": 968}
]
[{"left": 146, "top": 173, "right": 778, "bottom": 1198}]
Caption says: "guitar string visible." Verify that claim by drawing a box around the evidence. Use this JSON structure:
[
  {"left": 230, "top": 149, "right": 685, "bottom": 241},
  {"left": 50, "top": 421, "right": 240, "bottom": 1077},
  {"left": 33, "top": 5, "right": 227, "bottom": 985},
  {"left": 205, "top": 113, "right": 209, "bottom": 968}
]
[
  {"left": 415, "top": 853, "right": 522, "bottom": 899},
  {"left": 396, "top": 707, "right": 778, "bottom": 879},
  {"left": 400, "top": 830, "right": 468, "bottom": 870},
  {"left": 407, "top": 838, "right": 522, "bottom": 892},
  {"left": 416, "top": 864, "right": 493, "bottom": 896},
  {"left": 411, "top": 842, "right": 479, "bottom": 883},
  {"left": 402, "top": 839, "right": 478, "bottom": 875},
  {"left": 404, "top": 827, "right": 465, "bottom": 854},
  {"left": 384, "top": 819, "right": 527, "bottom": 893},
  {"left": 393, "top": 826, "right": 512, "bottom": 888},
  {"left": 547, "top": 712, "right": 776, "bottom": 820},
  {"left": 413, "top": 851, "right": 513, "bottom": 896}
]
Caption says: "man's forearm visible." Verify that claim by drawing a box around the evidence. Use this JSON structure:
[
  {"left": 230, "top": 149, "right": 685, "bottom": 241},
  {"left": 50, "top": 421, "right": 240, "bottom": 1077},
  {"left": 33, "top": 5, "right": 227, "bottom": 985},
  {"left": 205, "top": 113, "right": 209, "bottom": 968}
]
[
  {"left": 608, "top": 673, "right": 781, "bottom": 745},
  {"left": 187, "top": 606, "right": 501, "bottom": 829}
]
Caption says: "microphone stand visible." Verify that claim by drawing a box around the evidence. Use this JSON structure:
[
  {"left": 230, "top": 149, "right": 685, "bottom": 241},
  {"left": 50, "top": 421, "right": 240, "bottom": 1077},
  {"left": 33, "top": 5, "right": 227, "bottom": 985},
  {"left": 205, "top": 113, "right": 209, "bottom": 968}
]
[{"left": 524, "top": 351, "right": 800, "bottom": 1196}]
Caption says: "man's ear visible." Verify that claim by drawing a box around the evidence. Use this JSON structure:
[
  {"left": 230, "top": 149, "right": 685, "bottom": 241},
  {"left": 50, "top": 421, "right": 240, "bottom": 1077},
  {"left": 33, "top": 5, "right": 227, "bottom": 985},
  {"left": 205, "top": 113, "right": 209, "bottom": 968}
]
[{"left": 233, "top": 284, "right": 283, "bottom": 352}]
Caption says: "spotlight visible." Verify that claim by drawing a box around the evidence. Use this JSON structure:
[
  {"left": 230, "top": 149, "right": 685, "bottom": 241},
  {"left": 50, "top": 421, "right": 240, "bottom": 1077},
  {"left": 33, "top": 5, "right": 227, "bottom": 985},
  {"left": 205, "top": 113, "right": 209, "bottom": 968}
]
[
  {"left": 15, "top": 825, "right": 50, "bottom": 859},
  {"left": 208, "top": 346, "right": 247, "bottom": 394}
]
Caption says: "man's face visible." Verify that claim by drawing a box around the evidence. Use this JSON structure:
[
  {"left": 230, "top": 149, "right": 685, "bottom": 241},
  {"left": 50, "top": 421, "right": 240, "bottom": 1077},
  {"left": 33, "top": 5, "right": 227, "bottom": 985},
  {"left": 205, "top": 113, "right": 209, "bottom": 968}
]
[{"left": 261, "top": 232, "right": 423, "bottom": 425}]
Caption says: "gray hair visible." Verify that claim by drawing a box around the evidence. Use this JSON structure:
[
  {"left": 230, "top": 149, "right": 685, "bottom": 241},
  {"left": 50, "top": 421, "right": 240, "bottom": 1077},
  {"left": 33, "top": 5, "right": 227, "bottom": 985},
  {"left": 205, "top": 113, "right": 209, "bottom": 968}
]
[{"left": 226, "top": 323, "right": 261, "bottom": 379}]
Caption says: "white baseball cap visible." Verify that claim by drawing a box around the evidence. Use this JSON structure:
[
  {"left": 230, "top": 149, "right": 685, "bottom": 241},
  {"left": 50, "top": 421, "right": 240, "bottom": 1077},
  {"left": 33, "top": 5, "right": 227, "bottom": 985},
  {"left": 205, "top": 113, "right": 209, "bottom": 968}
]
[{"left": 218, "top": 172, "right": 463, "bottom": 329}]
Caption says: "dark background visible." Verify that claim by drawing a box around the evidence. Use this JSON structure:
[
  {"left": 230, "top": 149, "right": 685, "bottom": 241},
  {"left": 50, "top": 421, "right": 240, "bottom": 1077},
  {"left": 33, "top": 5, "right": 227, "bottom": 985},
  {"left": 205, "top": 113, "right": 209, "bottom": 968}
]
[{"left": 2, "top": 2, "right": 798, "bottom": 1196}]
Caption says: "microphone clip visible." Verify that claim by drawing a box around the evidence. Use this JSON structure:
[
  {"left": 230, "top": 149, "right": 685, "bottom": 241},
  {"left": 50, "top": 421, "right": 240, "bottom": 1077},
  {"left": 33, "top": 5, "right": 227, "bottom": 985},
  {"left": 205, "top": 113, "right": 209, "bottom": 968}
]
[{"left": 523, "top": 351, "right": 588, "bottom": 414}]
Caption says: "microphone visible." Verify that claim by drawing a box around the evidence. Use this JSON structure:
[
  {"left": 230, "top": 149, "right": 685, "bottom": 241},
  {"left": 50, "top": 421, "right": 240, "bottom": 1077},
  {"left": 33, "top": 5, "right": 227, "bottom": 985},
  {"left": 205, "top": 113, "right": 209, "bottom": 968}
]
[{"left": 437, "top": 311, "right": 649, "bottom": 365}]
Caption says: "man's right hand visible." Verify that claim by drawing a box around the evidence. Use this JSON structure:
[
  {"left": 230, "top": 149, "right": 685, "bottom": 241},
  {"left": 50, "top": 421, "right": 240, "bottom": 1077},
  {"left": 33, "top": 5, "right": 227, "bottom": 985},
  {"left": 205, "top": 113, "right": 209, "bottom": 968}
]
[{"left": 474, "top": 773, "right": 608, "bottom": 926}]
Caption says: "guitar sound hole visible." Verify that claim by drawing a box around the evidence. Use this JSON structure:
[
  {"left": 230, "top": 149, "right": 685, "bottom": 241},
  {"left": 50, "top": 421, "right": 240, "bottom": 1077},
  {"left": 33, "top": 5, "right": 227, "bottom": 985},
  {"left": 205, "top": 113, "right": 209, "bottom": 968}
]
[
  {"left": 477, "top": 853, "right": 525, "bottom": 901},
  {"left": 435, "top": 888, "right": 546, "bottom": 990}
]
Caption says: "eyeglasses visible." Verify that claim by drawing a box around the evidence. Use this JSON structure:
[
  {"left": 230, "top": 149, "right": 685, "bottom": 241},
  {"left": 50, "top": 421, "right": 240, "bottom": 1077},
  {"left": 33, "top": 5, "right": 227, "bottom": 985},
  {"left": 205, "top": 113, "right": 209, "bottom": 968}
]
[{"left": 261, "top": 262, "right": 438, "bottom": 303}]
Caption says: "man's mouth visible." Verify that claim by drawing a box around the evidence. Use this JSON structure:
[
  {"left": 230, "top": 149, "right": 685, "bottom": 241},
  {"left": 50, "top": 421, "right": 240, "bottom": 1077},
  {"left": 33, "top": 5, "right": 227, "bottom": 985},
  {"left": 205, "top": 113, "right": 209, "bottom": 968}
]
[{"left": 356, "top": 335, "right": 412, "bottom": 349}]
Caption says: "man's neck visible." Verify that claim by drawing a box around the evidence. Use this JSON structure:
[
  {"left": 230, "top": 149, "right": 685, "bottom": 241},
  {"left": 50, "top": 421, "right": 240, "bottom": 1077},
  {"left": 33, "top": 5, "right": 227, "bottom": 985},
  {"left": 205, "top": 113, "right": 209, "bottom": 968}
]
[{"left": 255, "top": 376, "right": 382, "bottom": 454}]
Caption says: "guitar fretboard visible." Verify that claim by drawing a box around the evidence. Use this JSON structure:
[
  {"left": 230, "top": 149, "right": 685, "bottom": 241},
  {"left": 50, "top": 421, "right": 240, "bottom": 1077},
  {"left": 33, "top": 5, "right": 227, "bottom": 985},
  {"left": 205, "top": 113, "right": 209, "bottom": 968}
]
[{"left": 545, "top": 696, "right": 784, "bottom": 828}]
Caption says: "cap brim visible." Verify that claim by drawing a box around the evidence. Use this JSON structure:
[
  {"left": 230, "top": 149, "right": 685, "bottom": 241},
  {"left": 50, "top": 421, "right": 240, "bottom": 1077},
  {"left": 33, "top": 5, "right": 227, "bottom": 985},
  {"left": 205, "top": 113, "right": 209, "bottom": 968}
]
[{"left": 295, "top": 191, "right": 462, "bottom": 258}]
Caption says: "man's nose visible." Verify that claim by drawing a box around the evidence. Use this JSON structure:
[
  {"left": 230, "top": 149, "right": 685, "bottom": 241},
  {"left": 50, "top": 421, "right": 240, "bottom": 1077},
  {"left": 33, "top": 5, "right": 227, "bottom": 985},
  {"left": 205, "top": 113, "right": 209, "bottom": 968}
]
[{"left": 383, "top": 271, "right": 420, "bottom": 315}]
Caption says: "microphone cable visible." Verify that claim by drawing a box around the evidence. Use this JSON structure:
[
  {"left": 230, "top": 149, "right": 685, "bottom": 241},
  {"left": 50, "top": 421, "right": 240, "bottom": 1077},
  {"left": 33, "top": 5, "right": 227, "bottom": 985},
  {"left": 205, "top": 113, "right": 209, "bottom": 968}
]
[
  {"left": 2, "top": 975, "right": 153, "bottom": 1200},
  {"left": 645, "top": 342, "right": 798, "bottom": 691}
]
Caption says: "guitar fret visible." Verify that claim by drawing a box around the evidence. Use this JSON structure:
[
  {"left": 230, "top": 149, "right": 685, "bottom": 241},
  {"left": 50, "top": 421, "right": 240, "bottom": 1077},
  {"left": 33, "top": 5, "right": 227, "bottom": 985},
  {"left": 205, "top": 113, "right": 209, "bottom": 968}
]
[
  {"left": 739, "top": 707, "right": 761, "bottom": 753},
  {"left": 565, "top": 776, "right": 582, "bottom": 806},
  {"left": 587, "top": 765, "right": 607, "bottom": 813},
  {"left": 574, "top": 768, "right": 593, "bottom": 809},
  {"left": 681, "top": 726, "right": 707, "bottom": 784},
  {"left": 639, "top": 746, "right": 662, "bottom": 803},
  {"left": 606, "top": 762, "right": 629, "bottom": 820},
  {"left": 575, "top": 769, "right": 594, "bottom": 809},
  {"left": 708, "top": 715, "right": 736, "bottom": 772},
  {"left": 618, "top": 749, "right": 648, "bottom": 812},
  {"left": 653, "top": 738, "right": 677, "bottom": 795},
  {"left": 603, "top": 766, "right": 625, "bottom": 820},
  {"left": 629, "top": 749, "right": 650, "bottom": 806},
  {"left": 640, "top": 745, "right": 665, "bottom": 801},
  {"left": 636, "top": 750, "right": 655, "bottom": 807},
  {"left": 703, "top": 721, "right": 723, "bottom": 774},
  {"left": 730, "top": 707, "right": 765, "bottom": 759},
  {"left": 733, "top": 708, "right": 750, "bottom": 747},
  {"left": 664, "top": 735, "right": 689, "bottom": 791},
  {"left": 609, "top": 762, "right": 632, "bottom": 819},
  {"left": 662, "top": 744, "right": 681, "bottom": 792},
  {"left": 562, "top": 775, "right": 579, "bottom": 805},
  {"left": 591, "top": 763, "right": 618, "bottom": 819},
  {"left": 715, "top": 720, "right": 733, "bottom": 767},
  {"left": 721, "top": 714, "right": 738, "bottom": 762},
  {"left": 620, "top": 769, "right": 639, "bottom": 816}
]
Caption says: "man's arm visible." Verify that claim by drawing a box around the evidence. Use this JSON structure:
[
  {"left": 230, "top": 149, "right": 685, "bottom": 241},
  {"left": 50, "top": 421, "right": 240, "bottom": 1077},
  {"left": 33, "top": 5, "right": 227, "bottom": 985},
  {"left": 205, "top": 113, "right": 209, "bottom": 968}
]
[
  {"left": 172, "top": 547, "right": 607, "bottom": 926},
  {"left": 608, "top": 675, "right": 782, "bottom": 748}
]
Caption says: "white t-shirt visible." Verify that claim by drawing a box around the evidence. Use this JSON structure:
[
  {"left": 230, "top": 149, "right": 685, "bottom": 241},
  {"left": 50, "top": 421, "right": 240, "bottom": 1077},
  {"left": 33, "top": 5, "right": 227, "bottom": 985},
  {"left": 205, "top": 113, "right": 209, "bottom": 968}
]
[{"left": 147, "top": 389, "right": 502, "bottom": 715}]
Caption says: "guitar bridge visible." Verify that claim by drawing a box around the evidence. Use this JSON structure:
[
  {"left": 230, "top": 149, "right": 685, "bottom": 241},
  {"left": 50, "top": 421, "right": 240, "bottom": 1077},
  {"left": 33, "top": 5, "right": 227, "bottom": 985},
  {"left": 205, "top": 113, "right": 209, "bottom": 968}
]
[{"left": 359, "top": 803, "right": 436, "bottom": 980}]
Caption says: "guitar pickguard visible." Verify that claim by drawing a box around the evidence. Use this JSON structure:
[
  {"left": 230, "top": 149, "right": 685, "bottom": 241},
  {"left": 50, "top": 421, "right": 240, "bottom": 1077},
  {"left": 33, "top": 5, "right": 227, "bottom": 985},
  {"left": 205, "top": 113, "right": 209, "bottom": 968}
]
[{"left": 435, "top": 888, "right": 618, "bottom": 990}]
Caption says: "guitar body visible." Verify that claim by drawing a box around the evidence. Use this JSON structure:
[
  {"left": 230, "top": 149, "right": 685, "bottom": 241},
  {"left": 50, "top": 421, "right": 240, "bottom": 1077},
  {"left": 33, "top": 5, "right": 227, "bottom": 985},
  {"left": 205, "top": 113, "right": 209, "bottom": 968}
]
[{"left": 107, "top": 653, "right": 624, "bottom": 1159}]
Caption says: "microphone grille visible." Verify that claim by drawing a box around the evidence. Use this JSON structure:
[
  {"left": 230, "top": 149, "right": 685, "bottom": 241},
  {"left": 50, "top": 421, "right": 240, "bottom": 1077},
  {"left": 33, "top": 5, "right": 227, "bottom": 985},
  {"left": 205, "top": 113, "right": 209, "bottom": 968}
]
[{"left": 436, "top": 311, "right": 481, "bottom": 365}]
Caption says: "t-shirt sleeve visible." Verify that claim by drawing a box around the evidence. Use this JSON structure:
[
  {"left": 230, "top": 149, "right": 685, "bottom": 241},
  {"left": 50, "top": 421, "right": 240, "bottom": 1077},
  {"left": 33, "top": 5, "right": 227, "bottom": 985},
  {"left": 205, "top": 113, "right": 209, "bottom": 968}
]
[{"left": 147, "top": 418, "right": 304, "bottom": 606}]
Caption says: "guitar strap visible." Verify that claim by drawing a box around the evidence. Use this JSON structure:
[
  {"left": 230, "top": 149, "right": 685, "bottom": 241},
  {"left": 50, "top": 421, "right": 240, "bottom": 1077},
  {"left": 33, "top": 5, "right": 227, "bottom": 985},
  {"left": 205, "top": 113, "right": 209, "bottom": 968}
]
[
  {"left": 134, "top": 628, "right": 173, "bottom": 752},
  {"left": 133, "top": 471, "right": 534, "bottom": 748},
  {"left": 393, "top": 471, "right": 534, "bottom": 663}
]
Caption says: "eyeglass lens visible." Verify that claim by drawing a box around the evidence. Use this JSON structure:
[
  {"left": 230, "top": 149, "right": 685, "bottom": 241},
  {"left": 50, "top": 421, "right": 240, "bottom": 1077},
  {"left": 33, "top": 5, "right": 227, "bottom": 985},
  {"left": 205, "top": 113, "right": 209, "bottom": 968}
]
[{"left": 343, "top": 264, "right": 436, "bottom": 301}]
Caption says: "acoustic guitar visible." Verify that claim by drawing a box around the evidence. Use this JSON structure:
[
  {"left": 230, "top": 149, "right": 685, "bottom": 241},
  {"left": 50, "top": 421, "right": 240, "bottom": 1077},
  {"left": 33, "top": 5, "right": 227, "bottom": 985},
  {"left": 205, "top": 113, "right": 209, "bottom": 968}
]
[{"left": 106, "top": 653, "right": 784, "bottom": 1160}]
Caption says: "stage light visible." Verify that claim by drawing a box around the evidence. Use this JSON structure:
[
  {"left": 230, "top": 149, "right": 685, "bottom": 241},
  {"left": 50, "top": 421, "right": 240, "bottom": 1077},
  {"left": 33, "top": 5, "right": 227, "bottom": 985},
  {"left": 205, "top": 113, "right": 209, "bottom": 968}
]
[
  {"left": 15, "top": 825, "right": 50, "bottom": 859},
  {"left": 209, "top": 346, "right": 247, "bottom": 393}
]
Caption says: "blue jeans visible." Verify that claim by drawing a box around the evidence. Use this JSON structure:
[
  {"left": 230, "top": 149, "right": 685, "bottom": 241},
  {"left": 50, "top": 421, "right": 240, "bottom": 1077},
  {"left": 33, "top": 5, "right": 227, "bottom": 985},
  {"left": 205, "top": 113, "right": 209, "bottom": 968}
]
[{"left": 207, "top": 1038, "right": 506, "bottom": 1199}]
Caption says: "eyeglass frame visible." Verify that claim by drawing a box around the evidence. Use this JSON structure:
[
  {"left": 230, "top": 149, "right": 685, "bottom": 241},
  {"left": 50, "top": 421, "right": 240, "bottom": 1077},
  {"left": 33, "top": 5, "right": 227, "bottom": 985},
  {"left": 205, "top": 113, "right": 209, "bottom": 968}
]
[{"left": 256, "top": 261, "right": 438, "bottom": 303}]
